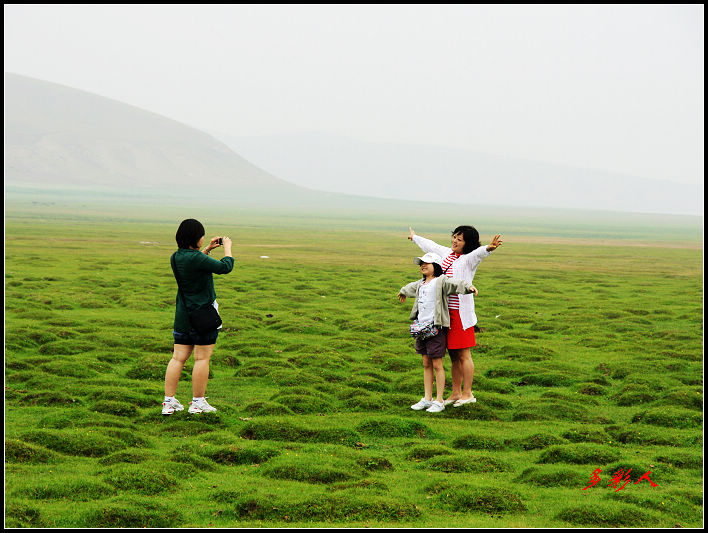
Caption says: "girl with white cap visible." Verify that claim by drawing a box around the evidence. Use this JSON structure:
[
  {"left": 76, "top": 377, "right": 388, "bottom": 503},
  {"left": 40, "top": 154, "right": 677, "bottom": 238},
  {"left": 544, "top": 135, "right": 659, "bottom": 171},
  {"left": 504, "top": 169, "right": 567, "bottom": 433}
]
[{"left": 398, "top": 252, "right": 478, "bottom": 413}]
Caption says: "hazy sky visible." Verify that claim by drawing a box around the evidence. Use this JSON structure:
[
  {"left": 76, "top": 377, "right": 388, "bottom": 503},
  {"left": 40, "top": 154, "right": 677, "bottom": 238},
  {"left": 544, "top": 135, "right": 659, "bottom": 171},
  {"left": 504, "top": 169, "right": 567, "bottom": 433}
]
[{"left": 4, "top": 4, "right": 704, "bottom": 185}]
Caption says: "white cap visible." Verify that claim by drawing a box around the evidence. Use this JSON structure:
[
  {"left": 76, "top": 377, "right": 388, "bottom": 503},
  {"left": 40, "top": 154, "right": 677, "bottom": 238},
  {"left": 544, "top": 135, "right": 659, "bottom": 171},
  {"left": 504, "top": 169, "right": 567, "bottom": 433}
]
[{"left": 414, "top": 252, "right": 442, "bottom": 266}]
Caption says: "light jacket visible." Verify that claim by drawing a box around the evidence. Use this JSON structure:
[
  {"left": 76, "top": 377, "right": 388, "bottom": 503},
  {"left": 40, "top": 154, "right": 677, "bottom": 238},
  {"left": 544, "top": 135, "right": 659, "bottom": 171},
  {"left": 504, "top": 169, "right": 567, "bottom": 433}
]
[
  {"left": 399, "top": 276, "right": 476, "bottom": 328},
  {"left": 412, "top": 234, "right": 492, "bottom": 329}
]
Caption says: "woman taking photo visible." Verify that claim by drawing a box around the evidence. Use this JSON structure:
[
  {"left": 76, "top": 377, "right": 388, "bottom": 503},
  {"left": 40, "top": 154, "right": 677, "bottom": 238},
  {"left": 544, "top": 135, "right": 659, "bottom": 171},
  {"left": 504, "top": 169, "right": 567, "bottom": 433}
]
[
  {"left": 408, "top": 225, "right": 502, "bottom": 407},
  {"left": 162, "top": 219, "right": 234, "bottom": 415}
]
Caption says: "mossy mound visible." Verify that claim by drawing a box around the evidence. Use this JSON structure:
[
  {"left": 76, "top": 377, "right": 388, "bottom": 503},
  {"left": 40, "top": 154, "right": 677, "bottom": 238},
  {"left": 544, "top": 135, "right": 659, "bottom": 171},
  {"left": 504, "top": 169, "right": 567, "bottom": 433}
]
[
  {"left": 80, "top": 498, "right": 183, "bottom": 528},
  {"left": 22, "top": 429, "right": 126, "bottom": 457},
  {"left": 515, "top": 466, "right": 587, "bottom": 487},
  {"left": 262, "top": 463, "right": 356, "bottom": 484},
  {"left": 516, "top": 372, "right": 573, "bottom": 387},
  {"left": 474, "top": 375, "right": 516, "bottom": 394},
  {"left": 20, "top": 391, "right": 82, "bottom": 406},
  {"left": 356, "top": 455, "right": 393, "bottom": 471},
  {"left": 345, "top": 392, "right": 392, "bottom": 412},
  {"left": 508, "top": 433, "right": 566, "bottom": 450},
  {"left": 614, "top": 384, "right": 654, "bottom": 406},
  {"left": 356, "top": 418, "right": 434, "bottom": 439},
  {"left": 576, "top": 382, "right": 608, "bottom": 396},
  {"left": 656, "top": 388, "right": 702, "bottom": 410},
  {"left": 98, "top": 450, "right": 155, "bottom": 465},
  {"left": 240, "top": 420, "right": 361, "bottom": 447},
  {"left": 244, "top": 401, "right": 295, "bottom": 416},
  {"left": 5, "top": 439, "right": 57, "bottom": 464},
  {"left": 265, "top": 393, "right": 332, "bottom": 414},
  {"left": 602, "top": 491, "right": 702, "bottom": 522},
  {"left": 100, "top": 464, "right": 179, "bottom": 495},
  {"left": 328, "top": 479, "right": 390, "bottom": 493},
  {"left": 538, "top": 444, "right": 621, "bottom": 465},
  {"left": 441, "top": 403, "right": 502, "bottom": 421},
  {"left": 206, "top": 444, "right": 280, "bottom": 466},
  {"left": 562, "top": 427, "right": 610, "bottom": 444},
  {"left": 436, "top": 485, "right": 526, "bottom": 514},
  {"left": 4, "top": 502, "right": 47, "bottom": 528},
  {"left": 227, "top": 494, "right": 421, "bottom": 522},
  {"left": 605, "top": 425, "right": 687, "bottom": 446},
  {"left": 90, "top": 400, "right": 139, "bottom": 417},
  {"left": 512, "top": 401, "right": 589, "bottom": 422},
  {"left": 451, "top": 433, "right": 504, "bottom": 451},
  {"left": 405, "top": 445, "right": 454, "bottom": 461},
  {"left": 631, "top": 407, "right": 702, "bottom": 429},
  {"left": 89, "top": 389, "right": 157, "bottom": 408},
  {"left": 19, "top": 479, "right": 116, "bottom": 501},
  {"left": 556, "top": 503, "right": 652, "bottom": 526},
  {"left": 426, "top": 454, "right": 513, "bottom": 473},
  {"left": 654, "top": 452, "right": 702, "bottom": 469}
]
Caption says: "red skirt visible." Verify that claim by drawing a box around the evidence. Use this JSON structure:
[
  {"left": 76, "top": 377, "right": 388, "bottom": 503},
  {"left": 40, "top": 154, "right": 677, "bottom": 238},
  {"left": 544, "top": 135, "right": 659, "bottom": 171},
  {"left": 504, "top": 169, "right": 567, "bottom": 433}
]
[{"left": 447, "top": 308, "right": 476, "bottom": 349}]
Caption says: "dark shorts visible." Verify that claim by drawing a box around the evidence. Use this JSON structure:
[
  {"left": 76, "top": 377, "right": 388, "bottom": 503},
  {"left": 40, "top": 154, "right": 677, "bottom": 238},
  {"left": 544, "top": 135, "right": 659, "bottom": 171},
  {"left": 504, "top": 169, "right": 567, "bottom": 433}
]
[
  {"left": 414, "top": 327, "right": 448, "bottom": 359},
  {"left": 173, "top": 329, "right": 219, "bottom": 346}
]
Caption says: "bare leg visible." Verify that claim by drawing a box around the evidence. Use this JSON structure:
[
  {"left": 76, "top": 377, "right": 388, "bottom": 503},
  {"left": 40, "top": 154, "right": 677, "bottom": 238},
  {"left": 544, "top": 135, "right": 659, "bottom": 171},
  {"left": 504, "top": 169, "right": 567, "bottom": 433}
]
[
  {"left": 458, "top": 347, "right": 475, "bottom": 400},
  {"left": 422, "top": 355, "right": 433, "bottom": 400},
  {"left": 192, "top": 344, "right": 215, "bottom": 398},
  {"left": 432, "top": 357, "right": 445, "bottom": 403},
  {"left": 165, "top": 344, "right": 193, "bottom": 397},
  {"left": 446, "top": 349, "right": 462, "bottom": 402}
]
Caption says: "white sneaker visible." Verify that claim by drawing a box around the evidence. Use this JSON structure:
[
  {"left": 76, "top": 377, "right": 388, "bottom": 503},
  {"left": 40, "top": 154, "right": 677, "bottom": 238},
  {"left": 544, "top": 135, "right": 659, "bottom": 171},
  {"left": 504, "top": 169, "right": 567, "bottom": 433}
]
[
  {"left": 162, "top": 398, "right": 184, "bottom": 415},
  {"left": 188, "top": 398, "right": 217, "bottom": 414},
  {"left": 411, "top": 398, "right": 433, "bottom": 411},
  {"left": 426, "top": 401, "right": 445, "bottom": 413}
]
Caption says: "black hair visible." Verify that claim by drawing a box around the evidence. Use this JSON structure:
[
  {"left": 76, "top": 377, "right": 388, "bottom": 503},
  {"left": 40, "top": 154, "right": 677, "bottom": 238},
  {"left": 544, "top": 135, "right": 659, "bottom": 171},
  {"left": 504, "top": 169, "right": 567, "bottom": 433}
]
[
  {"left": 176, "top": 219, "right": 205, "bottom": 249},
  {"left": 422, "top": 262, "right": 444, "bottom": 280},
  {"left": 452, "top": 225, "right": 482, "bottom": 254}
]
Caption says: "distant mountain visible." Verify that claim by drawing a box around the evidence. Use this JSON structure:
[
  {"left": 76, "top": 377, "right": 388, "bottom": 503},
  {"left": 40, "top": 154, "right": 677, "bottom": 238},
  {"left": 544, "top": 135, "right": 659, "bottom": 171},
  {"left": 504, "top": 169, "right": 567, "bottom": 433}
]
[
  {"left": 4, "top": 73, "right": 308, "bottom": 201},
  {"left": 212, "top": 131, "right": 703, "bottom": 216},
  {"left": 5, "top": 73, "right": 702, "bottom": 216}
]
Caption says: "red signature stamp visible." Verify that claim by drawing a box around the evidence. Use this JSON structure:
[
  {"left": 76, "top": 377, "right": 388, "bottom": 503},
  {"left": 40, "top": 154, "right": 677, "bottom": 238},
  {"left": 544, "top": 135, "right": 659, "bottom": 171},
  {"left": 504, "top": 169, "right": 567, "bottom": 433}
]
[{"left": 582, "top": 468, "right": 658, "bottom": 491}]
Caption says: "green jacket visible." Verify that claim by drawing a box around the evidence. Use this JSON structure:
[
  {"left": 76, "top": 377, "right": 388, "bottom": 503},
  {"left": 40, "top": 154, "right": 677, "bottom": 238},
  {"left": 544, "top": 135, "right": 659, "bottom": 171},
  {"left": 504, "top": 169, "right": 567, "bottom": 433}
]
[
  {"left": 399, "top": 276, "right": 475, "bottom": 328},
  {"left": 171, "top": 248, "right": 234, "bottom": 333}
]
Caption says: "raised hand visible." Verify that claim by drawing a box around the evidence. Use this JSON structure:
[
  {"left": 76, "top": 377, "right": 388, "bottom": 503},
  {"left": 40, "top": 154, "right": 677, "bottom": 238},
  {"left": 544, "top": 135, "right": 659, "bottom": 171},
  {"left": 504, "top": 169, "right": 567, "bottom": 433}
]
[{"left": 486, "top": 234, "right": 503, "bottom": 251}]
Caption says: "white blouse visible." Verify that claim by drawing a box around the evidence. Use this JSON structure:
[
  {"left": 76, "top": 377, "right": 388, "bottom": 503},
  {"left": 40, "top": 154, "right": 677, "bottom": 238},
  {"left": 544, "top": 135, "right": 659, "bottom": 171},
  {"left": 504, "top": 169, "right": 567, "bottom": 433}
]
[{"left": 412, "top": 234, "right": 492, "bottom": 330}]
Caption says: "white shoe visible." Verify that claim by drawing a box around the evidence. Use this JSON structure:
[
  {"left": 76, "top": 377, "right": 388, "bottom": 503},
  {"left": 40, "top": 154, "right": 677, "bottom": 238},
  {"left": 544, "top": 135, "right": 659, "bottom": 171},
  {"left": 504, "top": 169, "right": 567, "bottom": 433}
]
[
  {"left": 411, "top": 398, "right": 433, "bottom": 411},
  {"left": 426, "top": 401, "right": 445, "bottom": 413},
  {"left": 162, "top": 398, "right": 184, "bottom": 415},
  {"left": 453, "top": 396, "right": 477, "bottom": 407},
  {"left": 189, "top": 397, "right": 217, "bottom": 413}
]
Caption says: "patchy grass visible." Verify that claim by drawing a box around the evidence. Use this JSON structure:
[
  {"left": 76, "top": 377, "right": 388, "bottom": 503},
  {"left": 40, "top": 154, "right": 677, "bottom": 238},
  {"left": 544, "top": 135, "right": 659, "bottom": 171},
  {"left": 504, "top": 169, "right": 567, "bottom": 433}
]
[{"left": 4, "top": 205, "right": 702, "bottom": 527}]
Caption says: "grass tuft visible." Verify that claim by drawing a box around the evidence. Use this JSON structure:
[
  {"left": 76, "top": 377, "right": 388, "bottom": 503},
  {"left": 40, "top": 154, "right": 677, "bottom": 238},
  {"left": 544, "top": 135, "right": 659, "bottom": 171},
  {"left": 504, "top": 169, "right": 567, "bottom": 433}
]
[
  {"left": 515, "top": 466, "right": 588, "bottom": 487},
  {"left": 5, "top": 439, "right": 57, "bottom": 464},
  {"left": 80, "top": 498, "right": 183, "bottom": 527},
  {"left": 556, "top": 503, "right": 653, "bottom": 526},
  {"left": 537, "top": 444, "right": 621, "bottom": 465},
  {"left": 425, "top": 454, "right": 513, "bottom": 473},
  {"left": 356, "top": 418, "right": 434, "bottom": 439},
  {"left": 434, "top": 484, "right": 526, "bottom": 514}
]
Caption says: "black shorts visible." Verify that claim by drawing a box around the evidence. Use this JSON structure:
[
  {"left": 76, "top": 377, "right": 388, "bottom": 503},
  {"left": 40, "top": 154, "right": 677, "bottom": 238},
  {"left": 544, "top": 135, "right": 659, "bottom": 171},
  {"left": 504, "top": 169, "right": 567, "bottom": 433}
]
[
  {"left": 414, "top": 327, "right": 448, "bottom": 359},
  {"left": 173, "top": 329, "right": 219, "bottom": 346}
]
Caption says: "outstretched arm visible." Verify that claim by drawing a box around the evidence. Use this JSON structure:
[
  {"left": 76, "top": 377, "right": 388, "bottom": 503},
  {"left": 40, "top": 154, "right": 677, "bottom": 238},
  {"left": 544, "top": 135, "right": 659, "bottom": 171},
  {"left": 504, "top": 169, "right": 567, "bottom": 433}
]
[
  {"left": 441, "top": 277, "right": 478, "bottom": 296},
  {"left": 408, "top": 226, "right": 452, "bottom": 257},
  {"left": 398, "top": 280, "right": 420, "bottom": 302}
]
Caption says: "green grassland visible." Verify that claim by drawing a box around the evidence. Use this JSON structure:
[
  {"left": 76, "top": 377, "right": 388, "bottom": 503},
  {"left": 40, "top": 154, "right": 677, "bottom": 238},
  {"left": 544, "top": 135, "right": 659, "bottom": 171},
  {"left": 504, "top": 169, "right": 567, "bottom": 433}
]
[{"left": 4, "top": 198, "right": 703, "bottom": 527}]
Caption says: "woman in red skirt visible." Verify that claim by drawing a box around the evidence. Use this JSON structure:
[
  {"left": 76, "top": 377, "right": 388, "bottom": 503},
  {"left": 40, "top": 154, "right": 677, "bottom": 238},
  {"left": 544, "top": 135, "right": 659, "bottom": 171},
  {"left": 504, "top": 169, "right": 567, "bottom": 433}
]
[{"left": 409, "top": 225, "right": 502, "bottom": 406}]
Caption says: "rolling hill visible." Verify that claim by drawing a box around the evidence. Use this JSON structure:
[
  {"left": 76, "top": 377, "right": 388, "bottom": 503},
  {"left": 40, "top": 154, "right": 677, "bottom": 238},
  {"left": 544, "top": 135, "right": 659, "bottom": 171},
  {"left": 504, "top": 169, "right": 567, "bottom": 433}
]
[{"left": 4, "top": 73, "right": 309, "bottom": 202}]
